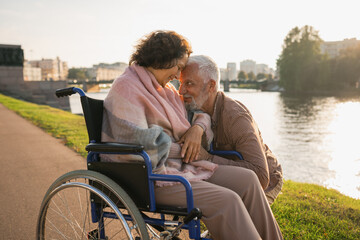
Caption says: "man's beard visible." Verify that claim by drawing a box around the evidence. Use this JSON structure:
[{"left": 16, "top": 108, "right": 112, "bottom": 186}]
[{"left": 184, "top": 92, "right": 209, "bottom": 111}]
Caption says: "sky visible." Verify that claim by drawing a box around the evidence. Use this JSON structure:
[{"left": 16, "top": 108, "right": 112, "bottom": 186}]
[{"left": 1, "top": 0, "right": 359, "bottom": 70}]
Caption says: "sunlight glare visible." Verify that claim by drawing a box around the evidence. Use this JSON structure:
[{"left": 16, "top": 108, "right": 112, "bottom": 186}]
[{"left": 324, "top": 101, "right": 360, "bottom": 199}]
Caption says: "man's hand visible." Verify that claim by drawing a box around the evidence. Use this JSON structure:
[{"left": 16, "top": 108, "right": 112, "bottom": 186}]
[{"left": 177, "top": 125, "right": 204, "bottom": 163}]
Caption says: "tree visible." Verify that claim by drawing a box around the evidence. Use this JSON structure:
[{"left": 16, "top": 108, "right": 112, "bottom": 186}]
[
  {"left": 256, "top": 73, "right": 267, "bottom": 81},
  {"left": 247, "top": 71, "right": 255, "bottom": 81},
  {"left": 277, "top": 25, "right": 323, "bottom": 93},
  {"left": 267, "top": 74, "right": 274, "bottom": 81},
  {"left": 316, "top": 43, "right": 360, "bottom": 91},
  {"left": 335, "top": 43, "right": 360, "bottom": 88},
  {"left": 67, "top": 68, "right": 89, "bottom": 80},
  {"left": 238, "top": 71, "right": 247, "bottom": 81}
]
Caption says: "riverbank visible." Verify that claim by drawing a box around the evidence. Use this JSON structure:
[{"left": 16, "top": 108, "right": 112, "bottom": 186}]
[
  {"left": 279, "top": 88, "right": 360, "bottom": 97},
  {"left": 231, "top": 86, "right": 360, "bottom": 96},
  {"left": 1, "top": 92, "right": 360, "bottom": 239}
]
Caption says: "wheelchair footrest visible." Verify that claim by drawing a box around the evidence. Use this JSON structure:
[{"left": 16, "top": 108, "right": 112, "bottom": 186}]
[
  {"left": 183, "top": 208, "right": 202, "bottom": 224},
  {"left": 165, "top": 208, "right": 202, "bottom": 240}
]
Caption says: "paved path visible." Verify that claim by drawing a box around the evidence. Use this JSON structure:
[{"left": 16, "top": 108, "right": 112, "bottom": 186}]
[{"left": 0, "top": 104, "right": 86, "bottom": 240}]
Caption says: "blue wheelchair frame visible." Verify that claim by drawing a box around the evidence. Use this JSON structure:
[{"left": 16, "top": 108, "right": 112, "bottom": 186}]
[
  {"left": 66, "top": 87, "right": 244, "bottom": 240},
  {"left": 209, "top": 143, "right": 244, "bottom": 161}
]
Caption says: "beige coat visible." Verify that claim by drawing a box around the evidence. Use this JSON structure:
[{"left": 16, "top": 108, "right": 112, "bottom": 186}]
[{"left": 210, "top": 92, "right": 283, "bottom": 204}]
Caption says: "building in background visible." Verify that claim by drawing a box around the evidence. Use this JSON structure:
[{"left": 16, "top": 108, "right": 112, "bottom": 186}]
[
  {"left": 0, "top": 44, "right": 24, "bottom": 89},
  {"left": 92, "top": 62, "right": 128, "bottom": 72},
  {"left": 0, "top": 44, "right": 69, "bottom": 110},
  {"left": 23, "top": 61, "right": 41, "bottom": 81},
  {"left": 240, "top": 59, "right": 274, "bottom": 76},
  {"left": 220, "top": 68, "right": 228, "bottom": 81},
  {"left": 87, "top": 62, "right": 128, "bottom": 81},
  {"left": 256, "top": 63, "right": 270, "bottom": 75},
  {"left": 227, "top": 62, "right": 237, "bottom": 80},
  {"left": 28, "top": 57, "right": 68, "bottom": 80},
  {"left": 87, "top": 67, "right": 121, "bottom": 81},
  {"left": 240, "top": 59, "right": 256, "bottom": 74},
  {"left": 320, "top": 38, "right": 360, "bottom": 58}
]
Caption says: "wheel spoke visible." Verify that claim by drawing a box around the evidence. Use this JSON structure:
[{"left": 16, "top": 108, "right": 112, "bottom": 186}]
[
  {"left": 37, "top": 170, "right": 149, "bottom": 240},
  {"left": 46, "top": 218, "right": 71, "bottom": 239},
  {"left": 53, "top": 190, "right": 88, "bottom": 239}
]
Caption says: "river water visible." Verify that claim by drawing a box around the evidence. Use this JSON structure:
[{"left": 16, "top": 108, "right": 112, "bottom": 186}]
[{"left": 69, "top": 88, "right": 360, "bottom": 199}]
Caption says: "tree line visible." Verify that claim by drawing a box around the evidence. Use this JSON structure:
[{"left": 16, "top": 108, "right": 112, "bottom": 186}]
[
  {"left": 277, "top": 25, "right": 360, "bottom": 94},
  {"left": 67, "top": 68, "right": 90, "bottom": 80}
]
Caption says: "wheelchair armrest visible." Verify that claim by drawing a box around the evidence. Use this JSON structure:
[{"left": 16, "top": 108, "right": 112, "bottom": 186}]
[
  {"left": 86, "top": 142, "right": 144, "bottom": 153},
  {"left": 209, "top": 142, "right": 244, "bottom": 160},
  {"left": 209, "top": 149, "right": 244, "bottom": 160}
]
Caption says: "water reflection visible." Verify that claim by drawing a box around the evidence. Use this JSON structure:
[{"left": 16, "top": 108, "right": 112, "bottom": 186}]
[
  {"left": 70, "top": 88, "right": 360, "bottom": 199},
  {"left": 227, "top": 89, "right": 360, "bottom": 199},
  {"left": 278, "top": 96, "right": 338, "bottom": 191}
]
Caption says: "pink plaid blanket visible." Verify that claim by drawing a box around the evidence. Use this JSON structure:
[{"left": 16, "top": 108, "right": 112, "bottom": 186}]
[{"left": 101, "top": 64, "right": 217, "bottom": 186}]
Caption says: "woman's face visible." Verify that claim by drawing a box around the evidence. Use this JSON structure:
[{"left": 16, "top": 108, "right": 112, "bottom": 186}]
[{"left": 148, "top": 54, "right": 189, "bottom": 87}]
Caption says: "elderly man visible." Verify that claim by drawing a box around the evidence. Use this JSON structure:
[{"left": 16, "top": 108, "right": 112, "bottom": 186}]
[{"left": 179, "top": 55, "right": 283, "bottom": 204}]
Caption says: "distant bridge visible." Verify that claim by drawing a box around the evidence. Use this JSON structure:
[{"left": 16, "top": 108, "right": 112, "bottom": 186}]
[
  {"left": 220, "top": 79, "right": 266, "bottom": 91},
  {"left": 67, "top": 79, "right": 114, "bottom": 85},
  {"left": 67, "top": 79, "right": 114, "bottom": 92}
]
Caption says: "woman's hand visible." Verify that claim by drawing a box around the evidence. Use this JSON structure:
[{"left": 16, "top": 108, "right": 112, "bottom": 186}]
[{"left": 177, "top": 125, "right": 204, "bottom": 163}]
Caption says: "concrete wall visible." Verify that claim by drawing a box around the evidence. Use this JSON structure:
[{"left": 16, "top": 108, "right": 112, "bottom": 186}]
[
  {"left": 0, "top": 66, "right": 70, "bottom": 111},
  {"left": 0, "top": 66, "right": 24, "bottom": 92},
  {"left": 22, "top": 81, "right": 70, "bottom": 110}
]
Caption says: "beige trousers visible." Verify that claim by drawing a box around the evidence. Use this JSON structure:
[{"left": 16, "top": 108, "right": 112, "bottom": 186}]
[{"left": 155, "top": 165, "right": 283, "bottom": 240}]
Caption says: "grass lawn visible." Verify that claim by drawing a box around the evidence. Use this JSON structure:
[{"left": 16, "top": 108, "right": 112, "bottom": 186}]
[
  {"left": 0, "top": 93, "right": 88, "bottom": 157},
  {"left": 1, "top": 93, "right": 359, "bottom": 239}
]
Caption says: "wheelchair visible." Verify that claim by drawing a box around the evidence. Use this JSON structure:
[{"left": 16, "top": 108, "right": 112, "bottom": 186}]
[{"left": 36, "top": 87, "right": 243, "bottom": 240}]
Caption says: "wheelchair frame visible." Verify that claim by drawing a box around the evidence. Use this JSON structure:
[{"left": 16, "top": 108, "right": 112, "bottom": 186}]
[{"left": 37, "top": 87, "right": 244, "bottom": 240}]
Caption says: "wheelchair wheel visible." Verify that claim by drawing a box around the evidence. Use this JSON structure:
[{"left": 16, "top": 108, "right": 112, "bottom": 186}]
[{"left": 36, "top": 170, "right": 149, "bottom": 240}]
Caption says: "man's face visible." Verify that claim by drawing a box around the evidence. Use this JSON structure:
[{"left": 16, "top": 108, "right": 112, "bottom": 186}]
[{"left": 179, "top": 64, "right": 209, "bottom": 111}]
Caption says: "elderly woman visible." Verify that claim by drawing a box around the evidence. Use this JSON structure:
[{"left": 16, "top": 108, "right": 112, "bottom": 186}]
[{"left": 101, "top": 30, "right": 283, "bottom": 240}]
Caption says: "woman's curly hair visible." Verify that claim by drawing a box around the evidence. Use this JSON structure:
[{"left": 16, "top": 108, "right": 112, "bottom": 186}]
[{"left": 129, "top": 30, "right": 192, "bottom": 69}]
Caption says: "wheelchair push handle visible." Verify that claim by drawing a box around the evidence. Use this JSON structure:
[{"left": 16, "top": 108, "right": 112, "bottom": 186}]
[
  {"left": 55, "top": 87, "right": 86, "bottom": 98},
  {"left": 55, "top": 87, "right": 75, "bottom": 97}
]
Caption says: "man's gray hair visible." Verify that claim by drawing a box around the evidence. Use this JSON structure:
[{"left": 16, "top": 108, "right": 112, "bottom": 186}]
[{"left": 187, "top": 55, "right": 220, "bottom": 90}]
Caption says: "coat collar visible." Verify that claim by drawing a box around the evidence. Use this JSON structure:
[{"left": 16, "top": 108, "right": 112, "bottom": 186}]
[{"left": 211, "top": 91, "right": 225, "bottom": 127}]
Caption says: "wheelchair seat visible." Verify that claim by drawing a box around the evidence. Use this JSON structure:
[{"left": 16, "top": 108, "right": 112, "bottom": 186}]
[{"left": 78, "top": 90, "right": 190, "bottom": 216}]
